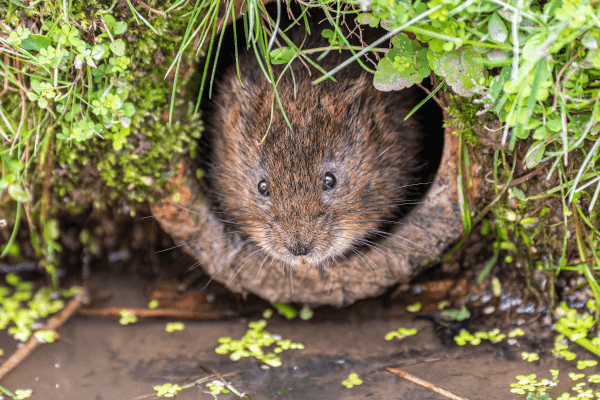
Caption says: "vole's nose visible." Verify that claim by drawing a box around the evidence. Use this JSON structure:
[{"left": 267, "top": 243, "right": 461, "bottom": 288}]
[{"left": 289, "top": 243, "right": 312, "bottom": 256}]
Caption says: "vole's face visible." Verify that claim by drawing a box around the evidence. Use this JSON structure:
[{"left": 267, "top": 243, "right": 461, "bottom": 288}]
[
  {"left": 210, "top": 71, "right": 412, "bottom": 268},
  {"left": 216, "top": 130, "right": 376, "bottom": 268}
]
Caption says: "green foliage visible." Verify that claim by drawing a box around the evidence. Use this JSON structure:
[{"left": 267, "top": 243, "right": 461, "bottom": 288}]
[
  {"left": 0, "top": 274, "right": 79, "bottom": 347},
  {"left": 350, "top": 0, "right": 600, "bottom": 305},
  {"left": 214, "top": 320, "right": 304, "bottom": 367},
  {"left": 441, "top": 304, "right": 471, "bottom": 321},
  {"left": 385, "top": 327, "right": 417, "bottom": 340},
  {"left": 272, "top": 302, "right": 298, "bottom": 319},
  {"left": 153, "top": 383, "right": 182, "bottom": 398},
  {"left": 165, "top": 322, "right": 184, "bottom": 332},
  {"left": 118, "top": 309, "right": 138, "bottom": 325},
  {"left": 373, "top": 33, "right": 430, "bottom": 91},
  {"left": 510, "top": 303, "right": 600, "bottom": 398},
  {"left": 0, "top": 1, "right": 201, "bottom": 280},
  {"left": 205, "top": 380, "right": 231, "bottom": 396},
  {"left": 342, "top": 373, "right": 363, "bottom": 389}
]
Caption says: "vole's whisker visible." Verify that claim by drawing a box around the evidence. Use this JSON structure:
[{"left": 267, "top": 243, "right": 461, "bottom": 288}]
[
  {"left": 347, "top": 245, "right": 375, "bottom": 273},
  {"left": 353, "top": 238, "right": 400, "bottom": 263},
  {"left": 369, "top": 230, "right": 434, "bottom": 255},
  {"left": 335, "top": 201, "right": 426, "bottom": 217},
  {"left": 142, "top": 211, "right": 193, "bottom": 219},
  {"left": 164, "top": 201, "right": 202, "bottom": 217},
  {"left": 187, "top": 245, "right": 235, "bottom": 274},
  {"left": 202, "top": 245, "right": 260, "bottom": 289},
  {"left": 256, "top": 250, "right": 274, "bottom": 279},
  {"left": 155, "top": 232, "right": 247, "bottom": 253},
  {"left": 225, "top": 248, "right": 263, "bottom": 289},
  {"left": 340, "top": 218, "right": 432, "bottom": 232},
  {"left": 331, "top": 227, "right": 433, "bottom": 255}
]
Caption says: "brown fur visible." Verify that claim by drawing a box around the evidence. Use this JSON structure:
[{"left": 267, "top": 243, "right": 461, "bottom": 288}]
[{"left": 204, "top": 13, "right": 423, "bottom": 269}]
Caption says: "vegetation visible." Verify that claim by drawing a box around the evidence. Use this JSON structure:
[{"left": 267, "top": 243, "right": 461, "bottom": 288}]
[
  {"left": 0, "top": 1, "right": 201, "bottom": 283},
  {"left": 1, "top": 0, "right": 600, "bottom": 397}
]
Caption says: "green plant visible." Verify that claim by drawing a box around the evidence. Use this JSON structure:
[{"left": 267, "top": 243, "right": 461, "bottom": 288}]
[
  {"left": 342, "top": 373, "right": 363, "bottom": 388},
  {"left": 385, "top": 327, "right": 418, "bottom": 340},
  {"left": 214, "top": 320, "right": 304, "bottom": 367},
  {"left": 1, "top": 1, "right": 201, "bottom": 285}
]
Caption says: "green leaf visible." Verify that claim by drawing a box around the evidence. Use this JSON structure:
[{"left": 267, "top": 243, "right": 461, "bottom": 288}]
[
  {"left": 121, "top": 102, "right": 135, "bottom": 117},
  {"left": 109, "top": 39, "right": 125, "bottom": 56},
  {"left": 269, "top": 47, "right": 296, "bottom": 65},
  {"left": 30, "top": 79, "right": 41, "bottom": 94},
  {"left": 489, "top": 65, "right": 510, "bottom": 101},
  {"left": 8, "top": 0, "right": 31, "bottom": 8},
  {"left": 582, "top": 32, "right": 598, "bottom": 49},
  {"left": 373, "top": 34, "right": 430, "bottom": 91},
  {"left": 356, "top": 13, "right": 380, "bottom": 28},
  {"left": 113, "top": 21, "right": 128, "bottom": 35},
  {"left": 91, "top": 45, "right": 106, "bottom": 60},
  {"left": 524, "top": 141, "right": 546, "bottom": 169},
  {"left": 20, "top": 34, "right": 52, "bottom": 51},
  {"left": 273, "top": 303, "right": 298, "bottom": 319},
  {"left": 8, "top": 185, "right": 29, "bottom": 202},
  {"left": 522, "top": 33, "right": 545, "bottom": 60},
  {"left": 487, "top": 12, "right": 508, "bottom": 43},
  {"left": 427, "top": 49, "right": 484, "bottom": 97},
  {"left": 532, "top": 126, "right": 548, "bottom": 140},
  {"left": 442, "top": 305, "right": 471, "bottom": 321}
]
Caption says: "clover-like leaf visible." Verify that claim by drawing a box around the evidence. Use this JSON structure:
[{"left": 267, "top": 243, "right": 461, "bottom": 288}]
[
  {"left": 356, "top": 13, "right": 380, "bottom": 28},
  {"left": 427, "top": 49, "right": 483, "bottom": 97},
  {"left": 109, "top": 39, "right": 126, "bottom": 56},
  {"left": 374, "top": 34, "right": 429, "bottom": 91},
  {"left": 20, "top": 34, "right": 52, "bottom": 51},
  {"left": 91, "top": 44, "right": 106, "bottom": 60}
]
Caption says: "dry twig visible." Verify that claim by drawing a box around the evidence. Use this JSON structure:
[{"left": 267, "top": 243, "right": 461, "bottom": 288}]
[
  {"left": 78, "top": 307, "right": 226, "bottom": 320},
  {"left": 0, "top": 291, "right": 87, "bottom": 381},
  {"left": 386, "top": 367, "right": 470, "bottom": 400},
  {"left": 135, "top": 0, "right": 167, "bottom": 18}
]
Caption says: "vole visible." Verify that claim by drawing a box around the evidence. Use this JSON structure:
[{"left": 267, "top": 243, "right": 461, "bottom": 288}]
[{"left": 202, "top": 7, "right": 425, "bottom": 270}]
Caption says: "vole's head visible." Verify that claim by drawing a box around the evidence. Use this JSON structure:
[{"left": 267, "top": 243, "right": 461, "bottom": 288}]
[{"left": 208, "top": 67, "right": 418, "bottom": 268}]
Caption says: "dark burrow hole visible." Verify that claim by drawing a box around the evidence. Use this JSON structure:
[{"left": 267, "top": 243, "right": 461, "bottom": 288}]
[{"left": 194, "top": 2, "right": 445, "bottom": 256}]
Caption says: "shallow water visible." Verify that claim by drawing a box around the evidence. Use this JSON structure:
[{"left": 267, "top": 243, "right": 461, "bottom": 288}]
[{"left": 0, "top": 273, "right": 595, "bottom": 400}]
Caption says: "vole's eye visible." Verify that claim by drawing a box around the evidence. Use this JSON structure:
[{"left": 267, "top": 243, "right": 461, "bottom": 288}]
[
  {"left": 323, "top": 172, "right": 336, "bottom": 191},
  {"left": 258, "top": 179, "right": 269, "bottom": 196}
]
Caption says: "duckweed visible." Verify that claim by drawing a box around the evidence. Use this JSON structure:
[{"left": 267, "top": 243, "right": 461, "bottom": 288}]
[
  {"left": 118, "top": 309, "right": 137, "bottom": 325},
  {"left": 153, "top": 383, "right": 182, "bottom": 398},
  {"left": 454, "top": 328, "right": 511, "bottom": 345},
  {"left": 165, "top": 322, "right": 184, "bottom": 333},
  {"left": 206, "top": 380, "right": 230, "bottom": 396},
  {"left": 342, "top": 373, "right": 363, "bottom": 389},
  {"left": 215, "top": 320, "right": 304, "bottom": 367},
  {"left": 522, "top": 352, "right": 540, "bottom": 362},
  {"left": 385, "top": 327, "right": 418, "bottom": 341},
  {"left": 0, "top": 277, "right": 79, "bottom": 343}
]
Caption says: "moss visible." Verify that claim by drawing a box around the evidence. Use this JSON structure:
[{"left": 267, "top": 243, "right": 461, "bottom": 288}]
[
  {"left": 444, "top": 95, "right": 481, "bottom": 146},
  {"left": 38, "top": 3, "right": 204, "bottom": 213}
]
